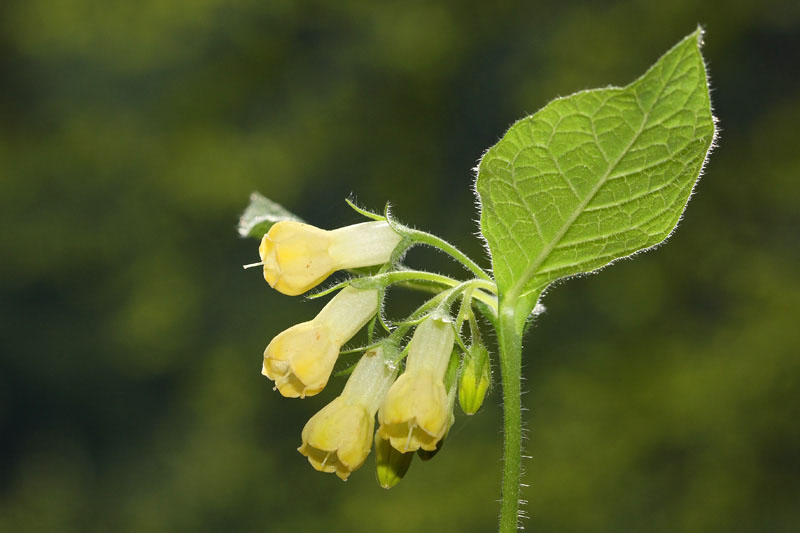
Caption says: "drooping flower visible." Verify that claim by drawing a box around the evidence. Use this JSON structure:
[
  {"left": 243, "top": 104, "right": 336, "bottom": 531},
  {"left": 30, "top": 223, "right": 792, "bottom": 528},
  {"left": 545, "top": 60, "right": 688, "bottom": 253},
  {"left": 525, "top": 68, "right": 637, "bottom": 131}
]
[
  {"left": 298, "top": 347, "right": 397, "bottom": 480},
  {"left": 263, "top": 286, "right": 380, "bottom": 398},
  {"left": 377, "top": 315, "right": 455, "bottom": 452},
  {"left": 258, "top": 220, "right": 402, "bottom": 295}
]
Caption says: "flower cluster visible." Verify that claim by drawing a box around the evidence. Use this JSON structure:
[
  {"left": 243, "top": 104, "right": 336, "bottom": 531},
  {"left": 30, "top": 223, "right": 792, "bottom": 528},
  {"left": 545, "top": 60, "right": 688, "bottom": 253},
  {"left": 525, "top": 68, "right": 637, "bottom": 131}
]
[{"left": 249, "top": 214, "right": 496, "bottom": 485}]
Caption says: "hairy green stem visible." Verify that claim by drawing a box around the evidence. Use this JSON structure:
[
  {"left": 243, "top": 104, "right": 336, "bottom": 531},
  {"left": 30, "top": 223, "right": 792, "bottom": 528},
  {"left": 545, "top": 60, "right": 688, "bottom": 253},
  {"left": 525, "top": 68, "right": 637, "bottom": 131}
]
[
  {"left": 497, "top": 302, "right": 523, "bottom": 532},
  {"left": 400, "top": 227, "right": 494, "bottom": 283},
  {"left": 358, "top": 270, "right": 498, "bottom": 311}
]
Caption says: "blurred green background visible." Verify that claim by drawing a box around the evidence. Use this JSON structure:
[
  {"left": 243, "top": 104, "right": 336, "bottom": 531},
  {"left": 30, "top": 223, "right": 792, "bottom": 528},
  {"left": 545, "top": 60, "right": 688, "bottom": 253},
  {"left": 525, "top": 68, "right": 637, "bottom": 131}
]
[{"left": 1, "top": 1, "right": 799, "bottom": 531}]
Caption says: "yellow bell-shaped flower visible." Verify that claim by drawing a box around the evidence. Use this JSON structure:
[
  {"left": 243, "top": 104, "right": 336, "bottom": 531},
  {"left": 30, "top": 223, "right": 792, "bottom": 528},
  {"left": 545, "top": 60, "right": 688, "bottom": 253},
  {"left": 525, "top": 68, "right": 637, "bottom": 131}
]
[
  {"left": 263, "top": 287, "right": 380, "bottom": 398},
  {"left": 299, "top": 347, "right": 397, "bottom": 480},
  {"left": 258, "top": 220, "right": 402, "bottom": 296},
  {"left": 377, "top": 315, "right": 455, "bottom": 452}
]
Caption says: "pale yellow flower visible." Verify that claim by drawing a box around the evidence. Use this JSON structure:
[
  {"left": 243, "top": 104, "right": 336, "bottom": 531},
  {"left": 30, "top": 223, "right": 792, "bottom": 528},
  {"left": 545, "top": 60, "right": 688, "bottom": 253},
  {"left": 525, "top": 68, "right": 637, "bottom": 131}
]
[
  {"left": 299, "top": 347, "right": 397, "bottom": 480},
  {"left": 263, "top": 287, "right": 380, "bottom": 398},
  {"left": 378, "top": 315, "right": 455, "bottom": 452},
  {"left": 258, "top": 220, "right": 401, "bottom": 295}
]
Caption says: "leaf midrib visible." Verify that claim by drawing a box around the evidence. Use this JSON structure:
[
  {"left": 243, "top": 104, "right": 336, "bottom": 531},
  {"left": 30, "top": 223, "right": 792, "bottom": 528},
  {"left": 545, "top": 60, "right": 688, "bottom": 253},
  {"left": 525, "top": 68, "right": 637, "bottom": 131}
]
[{"left": 505, "top": 55, "right": 682, "bottom": 304}]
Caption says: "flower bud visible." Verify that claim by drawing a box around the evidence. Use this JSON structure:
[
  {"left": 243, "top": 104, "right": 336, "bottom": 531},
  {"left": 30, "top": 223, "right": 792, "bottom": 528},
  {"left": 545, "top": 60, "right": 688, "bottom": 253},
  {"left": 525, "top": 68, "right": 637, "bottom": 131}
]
[
  {"left": 458, "top": 342, "right": 491, "bottom": 415},
  {"left": 377, "top": 315, "right": 455, "bottom": 452},
  {"left": 259, "top": 220, "right": 402, "bottom": 295},
  {"left": 374, "top": 431, "right": 413, "bottom": 489},
  {"left": 298, "top": 348, "right": 397, "bottom": 480},
  {"left": 263, "top": 287, "right": 380, "bottom": 397}
]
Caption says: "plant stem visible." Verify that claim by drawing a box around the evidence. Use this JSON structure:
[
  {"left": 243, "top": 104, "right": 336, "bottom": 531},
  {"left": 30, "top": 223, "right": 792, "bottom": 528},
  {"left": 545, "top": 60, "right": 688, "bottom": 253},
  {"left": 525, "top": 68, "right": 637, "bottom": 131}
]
[
  {"left": 497, "top": 301, "right": 523, "bottom": 532},
  {"left": 358, "top": 270, "right": 498, "bottom": 312},
  {"left": 400, "top": 227, "right": 494, "bottom": 283}
]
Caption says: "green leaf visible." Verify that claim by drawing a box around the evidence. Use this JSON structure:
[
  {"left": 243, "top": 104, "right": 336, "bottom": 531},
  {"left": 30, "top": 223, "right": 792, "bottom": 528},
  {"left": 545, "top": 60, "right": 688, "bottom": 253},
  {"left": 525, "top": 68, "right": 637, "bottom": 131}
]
[
  {"left": 476, "top": 29, "right": 716, "bottom": 327},
  {"left": 237, "top": 192, "right": 303, "bottom": 239}
]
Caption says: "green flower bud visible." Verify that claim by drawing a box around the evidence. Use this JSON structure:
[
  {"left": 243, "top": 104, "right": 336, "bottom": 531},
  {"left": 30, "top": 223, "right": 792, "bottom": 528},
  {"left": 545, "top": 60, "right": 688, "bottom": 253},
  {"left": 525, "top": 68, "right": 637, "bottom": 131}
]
[
  {"left": 374, "top": 431, "right": 413, "bottom": 489},
  {"left": 458, "top": 343, "right": 491, "bottom": 415}
]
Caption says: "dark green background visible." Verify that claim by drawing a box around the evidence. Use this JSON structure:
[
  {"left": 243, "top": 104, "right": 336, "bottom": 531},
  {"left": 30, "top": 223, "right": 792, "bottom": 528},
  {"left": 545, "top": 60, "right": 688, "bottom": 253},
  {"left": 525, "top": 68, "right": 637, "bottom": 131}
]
[{"left": 2, "top": 1, "right": 799, "bottom": 531}]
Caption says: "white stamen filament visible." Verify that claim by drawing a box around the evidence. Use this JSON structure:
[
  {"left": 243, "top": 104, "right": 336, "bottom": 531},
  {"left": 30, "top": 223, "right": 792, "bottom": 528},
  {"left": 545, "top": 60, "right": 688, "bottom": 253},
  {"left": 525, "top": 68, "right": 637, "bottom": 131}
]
[
  {"left": 243, "top": 261, "right": 265, "bottom": 269},
  {"left": 405, "top": 423, "right": 415, "bottom": 452}
]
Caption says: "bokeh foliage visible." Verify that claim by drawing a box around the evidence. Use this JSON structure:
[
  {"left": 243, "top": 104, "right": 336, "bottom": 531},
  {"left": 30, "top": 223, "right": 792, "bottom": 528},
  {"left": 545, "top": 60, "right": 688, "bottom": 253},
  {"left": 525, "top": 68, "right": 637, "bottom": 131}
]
[{"left": 1, "top": 1, "right": 799, "bottom": 532}]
